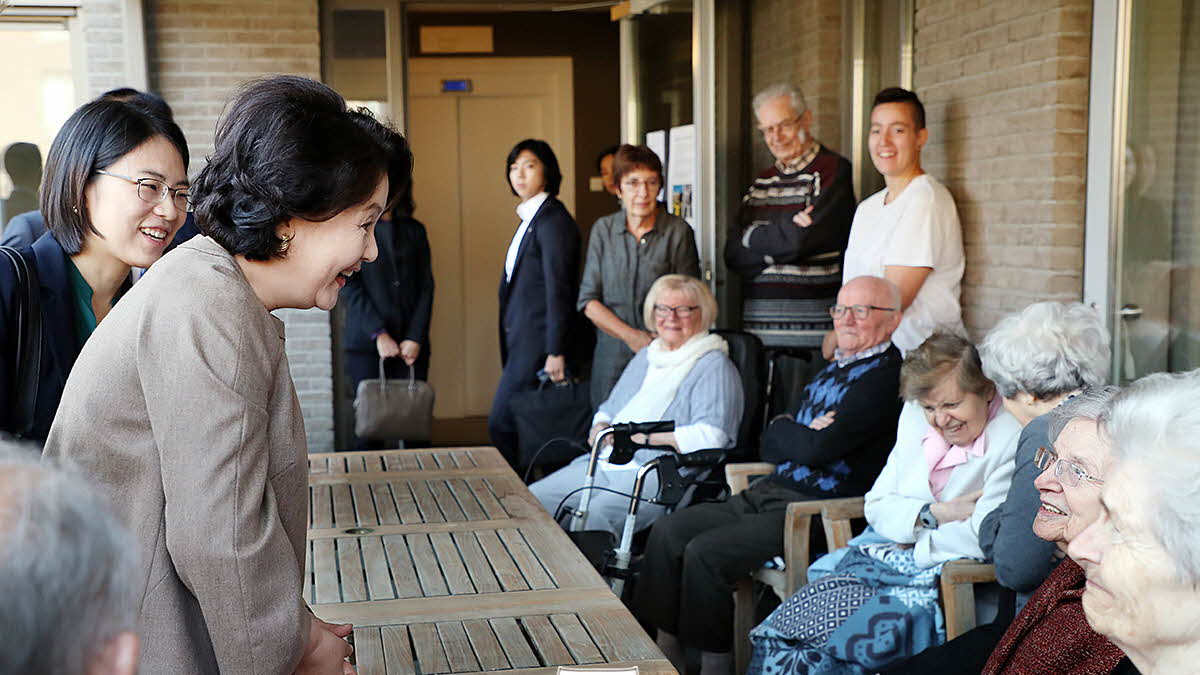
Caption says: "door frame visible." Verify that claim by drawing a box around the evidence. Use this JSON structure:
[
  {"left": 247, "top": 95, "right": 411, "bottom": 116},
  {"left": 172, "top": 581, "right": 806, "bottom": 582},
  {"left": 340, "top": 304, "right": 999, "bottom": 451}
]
[{"left": 1082, "top": 0, "right": 1131, "bottom": 382}]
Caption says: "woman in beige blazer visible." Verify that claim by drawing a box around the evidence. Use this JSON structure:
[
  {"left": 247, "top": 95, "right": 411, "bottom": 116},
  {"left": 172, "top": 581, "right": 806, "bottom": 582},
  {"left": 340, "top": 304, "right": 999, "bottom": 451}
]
[{"left": 44, "top": 76, "right": 413, "bottom": 674}]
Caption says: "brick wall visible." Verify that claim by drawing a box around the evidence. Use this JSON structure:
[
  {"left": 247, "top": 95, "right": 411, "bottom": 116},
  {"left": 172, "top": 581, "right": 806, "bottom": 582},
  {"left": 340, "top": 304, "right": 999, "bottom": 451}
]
[
  {"left": 913, "top": 0, "right": 1092, "bottom": 336},
  {"left": 747, "top": 0, "right": 845, "bottom": 174},
  {"left": 82, "top": 0, "right": 336, "bottom": 451},
  {"left": 80, "top": 0, "right": 132, "bottom": 97}
]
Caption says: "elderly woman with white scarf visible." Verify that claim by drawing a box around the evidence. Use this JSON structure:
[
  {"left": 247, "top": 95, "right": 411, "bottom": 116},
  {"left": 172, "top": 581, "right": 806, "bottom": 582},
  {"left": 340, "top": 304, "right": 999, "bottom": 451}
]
[{"left": 530, "top": 274, "right": 743, "bottom": 536}]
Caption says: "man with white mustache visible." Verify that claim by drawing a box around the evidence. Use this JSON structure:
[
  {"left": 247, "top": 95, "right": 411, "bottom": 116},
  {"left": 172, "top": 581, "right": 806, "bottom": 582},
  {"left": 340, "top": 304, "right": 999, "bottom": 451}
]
[
  {"left": 724, "top": 83, "right": 856, "bottom": 353},
  {"left": 838, "top": 87, "right": 965, "bottom": 357}
]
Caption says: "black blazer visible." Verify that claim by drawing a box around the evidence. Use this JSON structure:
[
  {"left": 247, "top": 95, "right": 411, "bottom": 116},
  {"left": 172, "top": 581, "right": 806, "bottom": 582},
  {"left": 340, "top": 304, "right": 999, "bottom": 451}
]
[
  {"left": 497, "top": 196, "right": 581, "bottom": 367},
  {"left": 0, "top": 231, "right": 86, "bottom": 440},
  {"left": 342, "top": 215, "right": 435, "bottom": 354}
]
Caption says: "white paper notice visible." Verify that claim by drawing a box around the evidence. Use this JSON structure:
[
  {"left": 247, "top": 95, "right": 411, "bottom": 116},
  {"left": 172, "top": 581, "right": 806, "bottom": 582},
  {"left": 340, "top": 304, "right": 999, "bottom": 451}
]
[
  {"left": 667, "top": 124, "right": 695, "bottom": 229},
  {"left": 644, "top": 129, "right": 668, "bottom": 202}
]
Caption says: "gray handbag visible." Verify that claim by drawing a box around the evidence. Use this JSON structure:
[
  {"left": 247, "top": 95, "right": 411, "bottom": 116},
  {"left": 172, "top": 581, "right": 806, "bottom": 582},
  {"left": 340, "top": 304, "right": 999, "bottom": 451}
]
[{"left": 354, "top": 359, "right": 434, "bottom": 442}]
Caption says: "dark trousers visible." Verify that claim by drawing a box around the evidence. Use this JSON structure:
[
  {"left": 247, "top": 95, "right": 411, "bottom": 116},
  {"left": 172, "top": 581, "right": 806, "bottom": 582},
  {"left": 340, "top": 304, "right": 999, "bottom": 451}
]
[
  {"left": 634, "top": 480, "right": 816, "bottom": 652},
  {"left": 488, "top": 346, "right": 543, "bottom": 466},
  {"left": 880, "top": 621, "right": 1009, "bottom": 674},
  {"left": 345, "top": 349, "right": 430, "bottom": 450}
]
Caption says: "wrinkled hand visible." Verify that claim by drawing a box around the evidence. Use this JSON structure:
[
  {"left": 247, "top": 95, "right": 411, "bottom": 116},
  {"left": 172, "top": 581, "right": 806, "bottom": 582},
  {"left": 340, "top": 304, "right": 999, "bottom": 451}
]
[
  {"left": 375, "top": 332, "right": 400, "bottom": 359},
  {"left": 792, "top": 205, "right": 815, "bottom": 228},
  {"left": 808, "top": 411, "right": 836, "bottom": 430},
  {"left": 295, "top": 615, "right": 355, "bottom": 675},
  {"left": 821, "top": 330, "right": 838, "bottom": 362},
  {"left": 588, "top": 422, "right": 614, "bottom": 447},
  {"left": 930, "top": 489, "right": 983, "bottom": 524},
  {"left": 625, "top": 329, "right": 654, "bottom": 354},
  {"left": 399, "top": 340, "right": 421, "bottom": 366},
  {"left": 543, "top": 354, "right": 566, "bottom": 383},
  {"left": 314, "top": 618, "right": 353, "bottom": 639}
]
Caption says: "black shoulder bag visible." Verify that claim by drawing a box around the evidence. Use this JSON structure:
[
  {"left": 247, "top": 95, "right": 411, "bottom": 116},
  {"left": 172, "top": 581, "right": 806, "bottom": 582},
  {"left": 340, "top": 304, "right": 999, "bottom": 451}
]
[{"left": 0, "top": 246, "right": 43, "bottom": 440}]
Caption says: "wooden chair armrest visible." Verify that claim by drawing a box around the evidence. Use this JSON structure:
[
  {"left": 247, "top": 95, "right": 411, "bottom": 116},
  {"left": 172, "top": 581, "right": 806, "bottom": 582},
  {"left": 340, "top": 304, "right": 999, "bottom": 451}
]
[
  {"left": 724, "top": 462, "right": 776, "bottom": 495},
  {"left": 819, "top": 497, "right": 866, "bottom": 550},
  {"left": 940, "top": 560, "right": 997, "bottom": 641},
  {"left": 941, "top": 560, "right": 996, "bottom": 584},
  {"left": 781, "top": 501, "right": 825, "bottom": 593}
]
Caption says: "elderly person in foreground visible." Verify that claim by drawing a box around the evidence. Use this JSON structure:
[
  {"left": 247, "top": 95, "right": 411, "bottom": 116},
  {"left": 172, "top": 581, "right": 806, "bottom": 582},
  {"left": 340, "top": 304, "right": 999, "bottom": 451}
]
[
  {"left": 885, "top": 301, "right": 1112, "bottom": 673},
  {"left": 1069, "top": 370, "right": 1200, "bottom": 675},
  {"left": 635, "top": 275, "right": 904, "bottom": 675},
  {"left": 531, "top": 274, "right": 742, "bottom": 536},
  {"left": 0, "top": 446, "right": 140, "bottom": 675},
  {"left": 749, "top": 333, "right": 1022, "bottom": 674}
]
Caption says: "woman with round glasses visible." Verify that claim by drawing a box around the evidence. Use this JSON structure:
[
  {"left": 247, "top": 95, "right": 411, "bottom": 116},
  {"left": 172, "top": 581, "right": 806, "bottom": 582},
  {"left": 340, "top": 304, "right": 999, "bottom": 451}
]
[
  {"left": 531, "top": 274, "right": 742, "bottom": 536},
  {"left": 577, "top": 144, "right": 700, "bottom": 407},
  {"left": 0, "top": 95, "right": 189, "bottom": 442}
]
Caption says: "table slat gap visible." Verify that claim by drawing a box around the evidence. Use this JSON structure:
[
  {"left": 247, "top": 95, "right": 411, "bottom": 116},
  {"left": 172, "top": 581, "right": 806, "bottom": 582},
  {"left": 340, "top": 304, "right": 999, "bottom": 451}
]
[
  {"left": 520, "top": 615, "right": 574, "bottom": 666},
  {"left": 409, "top": 622, "right": 451, "bottom": 674},
  {"left": 353, "top": 626, "right": 386, "bottom": 675},
  {"left": 452, "top": 531, "right": 502, "bottom": 595},
  {"left": 488, "top": 617, "right": 541, "bottom": 669},
  {"left": 436, "top": 621, "right": 482, "bottom": 673},
  {"left": 462, "top": 618, "right": 510, "bottom": 671},
  {"left": 474, "top": 529, "right": 529, "bottom": 592},
  {"left": 380, "top": 625, "right": 415, "bottom": 674},
  {"left": 549, "top": 613, "right": 605, "bottom": 664},
  {"left": 497, "top": 528, "right": 556, "bottom": 590},
  {"left": 408, "top": 533, "right": 450, "bottom": 597},
  {"left": 429, "top": 531, "right": 476, "bottom": 595},
  {"left": 382, "top": 533, "right": 424, "bottom": 599}
]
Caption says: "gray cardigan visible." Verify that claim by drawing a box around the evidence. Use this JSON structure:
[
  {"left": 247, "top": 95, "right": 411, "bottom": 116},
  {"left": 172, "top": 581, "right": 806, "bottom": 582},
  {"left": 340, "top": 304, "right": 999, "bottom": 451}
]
[
  {"left": 596, "top": 347, "right": 743, "bottom": 457},
  {"left": 978, "top": 412, "right": 1058, "bottom": 592}
]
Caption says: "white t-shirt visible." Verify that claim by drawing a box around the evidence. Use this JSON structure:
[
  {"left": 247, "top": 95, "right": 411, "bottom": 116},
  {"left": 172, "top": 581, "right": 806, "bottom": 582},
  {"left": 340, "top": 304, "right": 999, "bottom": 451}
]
[{"left": 843, "top": 174, "right": 965, "bottom": 352}]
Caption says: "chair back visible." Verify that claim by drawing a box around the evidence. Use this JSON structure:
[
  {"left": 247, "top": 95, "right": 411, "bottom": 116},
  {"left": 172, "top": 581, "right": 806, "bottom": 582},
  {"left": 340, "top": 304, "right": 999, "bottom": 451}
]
[{"left": 713, "top": 329, "right": 767, "bottom": 455}]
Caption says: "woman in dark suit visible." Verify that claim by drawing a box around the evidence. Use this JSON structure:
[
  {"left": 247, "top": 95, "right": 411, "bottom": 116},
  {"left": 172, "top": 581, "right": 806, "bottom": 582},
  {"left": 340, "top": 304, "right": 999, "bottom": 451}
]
[
  {"left": 342, "top": 178, "right": 435, "bottom": 448},
  {"left": 488, "top": 139, "right": 582, "bottom": 465},
  {"left": 0, "top": 95, "right": 189, "bottom": 442}
]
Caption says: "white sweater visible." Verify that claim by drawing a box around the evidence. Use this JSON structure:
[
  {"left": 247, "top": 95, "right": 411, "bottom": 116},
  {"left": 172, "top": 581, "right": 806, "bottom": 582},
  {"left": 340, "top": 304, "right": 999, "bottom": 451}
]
[{"left": 864, "top": 400, "right": 1023, "bottom": 569}]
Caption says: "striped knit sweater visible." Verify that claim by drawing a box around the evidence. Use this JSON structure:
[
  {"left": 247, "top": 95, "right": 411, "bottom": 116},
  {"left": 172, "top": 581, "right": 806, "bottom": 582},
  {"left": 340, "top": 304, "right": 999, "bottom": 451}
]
[{"left": 725, "top": 144, "right": 856, "bottom": 348}]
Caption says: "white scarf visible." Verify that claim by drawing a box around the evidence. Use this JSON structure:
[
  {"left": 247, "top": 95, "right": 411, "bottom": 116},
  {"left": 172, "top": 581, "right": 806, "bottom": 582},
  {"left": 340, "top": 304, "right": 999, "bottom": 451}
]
[{"left": 612, "top": 332, "right": 728, "bottom": 425}]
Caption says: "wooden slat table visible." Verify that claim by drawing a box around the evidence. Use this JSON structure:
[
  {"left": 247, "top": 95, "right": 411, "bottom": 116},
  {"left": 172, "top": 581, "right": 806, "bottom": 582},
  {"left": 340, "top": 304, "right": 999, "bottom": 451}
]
[{"left": 307, "top": 447, "right": 675, "bottom": 675}]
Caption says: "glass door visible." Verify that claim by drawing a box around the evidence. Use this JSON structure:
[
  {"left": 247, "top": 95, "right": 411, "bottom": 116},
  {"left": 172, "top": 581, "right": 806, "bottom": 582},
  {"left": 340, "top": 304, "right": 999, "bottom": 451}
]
[{"left": 1112, "top": 0, "right": 1200, "bottom": 382}]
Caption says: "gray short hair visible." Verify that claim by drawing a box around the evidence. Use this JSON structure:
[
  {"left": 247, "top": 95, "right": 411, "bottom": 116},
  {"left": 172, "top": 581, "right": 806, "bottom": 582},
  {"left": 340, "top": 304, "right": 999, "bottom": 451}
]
[
  {"left": 0, "top": 447, "right": 139, "bottom": 674},
  {"left": 1101, "top": 370, "right": 1200, "bottom": 583},
  {"left": 642, "top": 274, "right": 718, "bottom": 331},
  {"left": 752, "top": 83, "right": 806, "bottom": 116},
  {"left": 979, "top": 301, "right": 1110, "bottom": 400},
  {"left": 1046, "top": 385, "right": 1121, "bottom": 446}
]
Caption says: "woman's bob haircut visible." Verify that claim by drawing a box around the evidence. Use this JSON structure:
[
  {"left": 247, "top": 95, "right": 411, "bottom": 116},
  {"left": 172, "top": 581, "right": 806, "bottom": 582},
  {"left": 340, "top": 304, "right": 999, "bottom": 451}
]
[
  {"left": 191, "top": 75, "right": 413, "bottom": 261},
  {"left": 642, "top": 274, "right": 718, "bottom": 331},
  {"left": 39, "top": 98, "right": 189, "bottom": 255},
  {"left": 505, "top": 139, "right": 563, "bottom": 198}
]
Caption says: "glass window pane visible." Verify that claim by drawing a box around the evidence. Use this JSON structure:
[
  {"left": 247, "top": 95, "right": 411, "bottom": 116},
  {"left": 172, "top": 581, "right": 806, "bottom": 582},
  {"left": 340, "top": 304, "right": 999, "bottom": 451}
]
[
  {"left": 1116, "top": 0, "right": 1200, "bottom": 380},
  {"left": 0, "top": 24, "right": 75, "bottom": 227}
]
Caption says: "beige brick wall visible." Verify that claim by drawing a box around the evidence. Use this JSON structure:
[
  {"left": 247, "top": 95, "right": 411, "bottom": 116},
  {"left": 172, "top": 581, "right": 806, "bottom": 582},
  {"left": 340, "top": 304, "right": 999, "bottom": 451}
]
[
  {"left": 748, "top": 0, "right": 845, "bottom": 174},
  {"left": 914, "top": 0, "right": 1092, "bottom": 337},
  {"left": 81, "top": 0, "right": 133, "bottom": 97}
]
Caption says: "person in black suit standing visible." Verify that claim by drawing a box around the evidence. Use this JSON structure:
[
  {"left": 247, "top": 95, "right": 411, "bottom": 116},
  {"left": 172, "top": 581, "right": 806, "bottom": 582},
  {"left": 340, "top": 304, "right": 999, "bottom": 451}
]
[
  {"left": 341, "top": 177, "right": 434, "bottom": 448},
  {"left": 489, "top": 139, "right": 582, "bottom": 465}
]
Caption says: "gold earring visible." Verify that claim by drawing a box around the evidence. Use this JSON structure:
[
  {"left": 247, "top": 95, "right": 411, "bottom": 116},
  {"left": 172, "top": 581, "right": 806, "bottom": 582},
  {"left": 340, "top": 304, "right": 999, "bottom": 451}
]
[{"left": 277, "top": 232, "right": 294, "bottom": 254}]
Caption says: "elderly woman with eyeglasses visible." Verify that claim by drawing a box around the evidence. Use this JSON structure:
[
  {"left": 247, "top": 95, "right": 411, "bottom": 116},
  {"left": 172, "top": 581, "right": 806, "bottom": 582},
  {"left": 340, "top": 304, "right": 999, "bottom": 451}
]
[
  {"left": 1068, "top": 371, "right": 1200, "bottom": 675},
  {"left": 531, "top": 273, "right": 742, "bottom": 536},
  {"left": 577, "top": 144, "right": 701, "bottom": 407},
  {"left": 883, "top": 301, "right": 1113, "bottom": 674}
]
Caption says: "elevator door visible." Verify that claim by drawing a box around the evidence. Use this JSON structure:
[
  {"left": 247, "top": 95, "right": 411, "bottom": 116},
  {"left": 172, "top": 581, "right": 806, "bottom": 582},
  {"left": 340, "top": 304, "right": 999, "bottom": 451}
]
[{"left": 408, "top": 56, "right": 575, "bottom": 426}]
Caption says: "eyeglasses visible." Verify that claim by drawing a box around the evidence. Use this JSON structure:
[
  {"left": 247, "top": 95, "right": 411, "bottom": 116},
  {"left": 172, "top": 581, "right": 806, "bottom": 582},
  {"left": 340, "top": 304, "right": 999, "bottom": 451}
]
[
  {"left": 757, "top": 115, "right": 803, "bottom": 138},
  {"left": 95, "top": 170, "right": 192, "bottom": 213},
  {"left": 620, "top": 177, "right": 662, "bottom": 193},
  {"left": 1034, "top": 446, "right": 1105, "bottom": 487},
  {"left": 653, "top": 304, "right": 700, "bottom": 319},
  {"left": 829, "top": 304, "right": 897, "bottom": 320}
]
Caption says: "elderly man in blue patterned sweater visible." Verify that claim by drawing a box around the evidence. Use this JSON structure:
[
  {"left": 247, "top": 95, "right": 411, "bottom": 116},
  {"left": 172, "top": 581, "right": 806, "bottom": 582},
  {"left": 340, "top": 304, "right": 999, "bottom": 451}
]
[{"left": 634, "top": 275, "right": 906, "bottom": 675}]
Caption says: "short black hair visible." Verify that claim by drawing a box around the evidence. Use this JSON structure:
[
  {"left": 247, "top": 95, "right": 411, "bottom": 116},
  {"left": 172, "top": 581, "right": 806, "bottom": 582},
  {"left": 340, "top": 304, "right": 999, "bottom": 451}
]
[
  {"left": 872, "top": 87, "right": 926, "bottom": 130},
  {"left": 595, "top": 145, "right": 619, "bottom": 173},
  {"left": 39, "top": 98, "right": 190, "bottom": 255},
  {"left": 101, "top": 87, "right": 175, "bottom": 120},
  {"left": 191, "top": 75, "right": 413, "bottom": 261},
  {"left": 391, "top": 173, "right": 415, "bottom": 219},
  {"left": 505, "top": 139, "right": 562, "bottom": 198}
]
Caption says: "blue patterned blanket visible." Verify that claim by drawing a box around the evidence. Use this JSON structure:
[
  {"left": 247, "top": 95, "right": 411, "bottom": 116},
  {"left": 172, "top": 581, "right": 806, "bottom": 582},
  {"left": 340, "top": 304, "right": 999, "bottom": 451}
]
[{"left": 748, "top": 528, "right": 946, "bottom": 674}]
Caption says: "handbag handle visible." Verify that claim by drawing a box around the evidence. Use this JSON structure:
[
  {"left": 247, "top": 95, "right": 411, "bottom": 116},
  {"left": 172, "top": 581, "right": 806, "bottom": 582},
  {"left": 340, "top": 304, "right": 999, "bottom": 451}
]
[{"left": 378, "top": 357, "right": 419, "bottom": 393}]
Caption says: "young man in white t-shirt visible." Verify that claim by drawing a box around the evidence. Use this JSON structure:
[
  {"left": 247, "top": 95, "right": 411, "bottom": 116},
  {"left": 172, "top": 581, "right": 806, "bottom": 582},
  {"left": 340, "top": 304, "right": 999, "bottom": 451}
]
[{"left": 827, "top": 87, "right": 965, "bottom": 357}]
